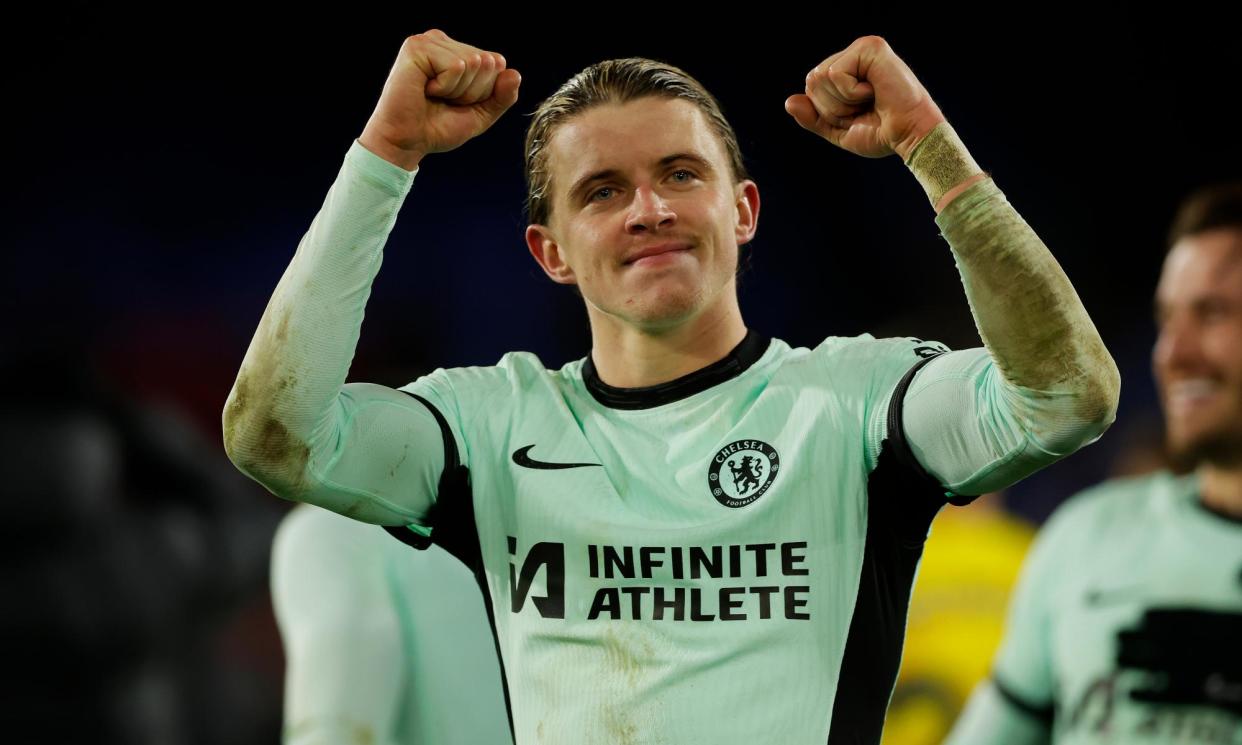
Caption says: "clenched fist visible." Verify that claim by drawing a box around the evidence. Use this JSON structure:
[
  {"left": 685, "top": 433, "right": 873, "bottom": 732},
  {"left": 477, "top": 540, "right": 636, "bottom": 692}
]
[
  {"left": 359, "top": 30, "right": 521, "bottom": 170},
  {"left": 785, "top": 36, "right": 945, "bottom": 161}
]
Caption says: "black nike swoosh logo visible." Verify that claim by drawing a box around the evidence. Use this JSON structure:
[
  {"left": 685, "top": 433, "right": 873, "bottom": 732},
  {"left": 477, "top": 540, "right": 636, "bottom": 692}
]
[
  {"left": 1084, "top": 586, "right": 1146, "bottom": 607},
  {"left": 511, "top": 445, "right": 602, "bottom": 470}
]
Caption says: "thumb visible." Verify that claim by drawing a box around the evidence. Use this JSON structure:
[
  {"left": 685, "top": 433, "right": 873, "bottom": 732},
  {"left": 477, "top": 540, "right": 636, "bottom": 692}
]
[{"left": 784, "top": 94, "right": 820, "bottom": 131}]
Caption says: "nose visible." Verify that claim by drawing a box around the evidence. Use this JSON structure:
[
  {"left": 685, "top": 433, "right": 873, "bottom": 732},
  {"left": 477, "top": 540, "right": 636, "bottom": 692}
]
[
  {"left": 625, "top": 185, "right": 676, "bottom": 233},
  {"left": 1153, "top": 313, "right": 1203, "bottom": 377}
]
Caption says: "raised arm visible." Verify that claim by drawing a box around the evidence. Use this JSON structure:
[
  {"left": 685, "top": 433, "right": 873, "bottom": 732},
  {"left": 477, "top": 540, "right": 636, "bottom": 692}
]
[
  {"left": 222, "top": 31, "right": 520, "bottom": 522},
  {"left": 787, "top": 36, "right": 1119, "bottom": 494}
]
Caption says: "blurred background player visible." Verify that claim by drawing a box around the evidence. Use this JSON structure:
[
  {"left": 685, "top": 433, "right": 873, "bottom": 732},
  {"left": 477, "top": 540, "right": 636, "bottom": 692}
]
[
  {"left": 945, "top": 182, "right": 1242, "bottom": 744},
  {"left": 271, "top": 504, "right": 508, "bottom": 744}
]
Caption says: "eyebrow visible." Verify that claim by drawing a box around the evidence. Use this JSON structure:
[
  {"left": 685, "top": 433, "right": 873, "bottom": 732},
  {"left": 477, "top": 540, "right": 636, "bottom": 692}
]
[{"left": 567, "top": 152, "right": 716, "bottom": 203}]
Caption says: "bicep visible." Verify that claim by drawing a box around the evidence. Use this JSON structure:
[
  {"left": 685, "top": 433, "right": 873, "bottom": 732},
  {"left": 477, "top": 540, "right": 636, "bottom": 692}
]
[
  {"left": 900, "top": 348, "right": 1074, "bottom": 496},
  {"left": 300, "top": 382, "right": 450, "bottom": 526}
]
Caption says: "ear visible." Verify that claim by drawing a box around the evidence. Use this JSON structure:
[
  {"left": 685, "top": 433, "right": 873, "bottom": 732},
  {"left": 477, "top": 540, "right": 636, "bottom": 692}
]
[
  {"left": 734, "top": 180, "right": 760, "bottom": 246},
  {"left": 525, "top": 224, "right": 578, "bottom": 285}
]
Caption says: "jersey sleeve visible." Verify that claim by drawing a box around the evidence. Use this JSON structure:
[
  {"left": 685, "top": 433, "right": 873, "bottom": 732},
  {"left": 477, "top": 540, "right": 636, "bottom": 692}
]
[
  {"left": 943, "top": 681, "right": 1053, "bottom": 745},
  {"left": 223, "top": 139, "right": 452, "bottom": 527},
  {"left": 271, "top": 504, "right": 407, "bottom": 745},
  {"left": 300, "top": 350, "right": 515, "bottom": 542},
  {"left": 825, "top": 334, "right": 1083, "bottom": 504},
  {"left": 902, "top": 346, "right": 1108, "bottom": 497},
  {"left": 296, "top": 379, "right": 450, "bottom": 527},
  {"left": 836, "top": 335, "right": 953, "bottom": 476}
]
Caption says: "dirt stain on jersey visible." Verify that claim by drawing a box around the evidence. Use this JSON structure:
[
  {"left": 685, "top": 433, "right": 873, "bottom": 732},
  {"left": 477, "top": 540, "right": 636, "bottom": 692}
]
[
  {"left": 602, "top": 626, "right": 654, "bottom": 690},
  {"left": 598, "top": 625, "right": 663, "bottom": 744},
  {"left": 222, "top": 303, "right": 312, "bottom": 497}
]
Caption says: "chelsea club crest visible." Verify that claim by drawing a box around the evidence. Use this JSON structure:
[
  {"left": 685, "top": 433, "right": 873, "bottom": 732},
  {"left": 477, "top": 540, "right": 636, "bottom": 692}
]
[{"left": 707, "top": 439, "right": 780, "bottom": 508}]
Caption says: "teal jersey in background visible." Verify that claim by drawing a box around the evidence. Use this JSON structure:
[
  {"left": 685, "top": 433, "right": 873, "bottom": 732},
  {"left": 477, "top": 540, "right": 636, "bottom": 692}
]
[
  {"left": 272, "top": 504, "right": 511, "bottom": 745},
  {"left": 392, "top": 329, "right": 958, "bottom": 744},
  {"left": 947, "top": 471, "right": 1242, "bottom": 745}
]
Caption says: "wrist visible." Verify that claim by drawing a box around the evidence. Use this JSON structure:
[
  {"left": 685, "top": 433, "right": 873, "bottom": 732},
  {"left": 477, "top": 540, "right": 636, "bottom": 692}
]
[
  {"left": 357, "top": 130, "right": 425, "bottom": 172},
  {"left": 904, "top": 121, "right": 984, "bottom": 209}
]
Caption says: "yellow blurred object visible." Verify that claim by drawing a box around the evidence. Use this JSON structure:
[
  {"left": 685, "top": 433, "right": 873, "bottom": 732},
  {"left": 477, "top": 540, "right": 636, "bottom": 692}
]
[{"left": 882, "top": 496, "right": 1035, "bottom": 745}]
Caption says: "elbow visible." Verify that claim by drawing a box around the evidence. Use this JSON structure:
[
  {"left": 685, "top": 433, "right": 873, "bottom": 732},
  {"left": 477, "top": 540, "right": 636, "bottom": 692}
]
[
  {"left": 1034, "top": 355, "right": 1122, "bottom": 456},
  {"left": 1082, "top": 348, "right": 1122, "bottom": 434},
  {"left": 221, "top": 381, "right": 254, "bottom": 468},
  {"left": 222, "top": 383, "right": 313, "bottom": 500},
  {"left": 1099, "top": 356, "right": 1122, "bottom": 428},
  {"left": 1003, "top": 350, "right": 1121, "bottom": 458}
]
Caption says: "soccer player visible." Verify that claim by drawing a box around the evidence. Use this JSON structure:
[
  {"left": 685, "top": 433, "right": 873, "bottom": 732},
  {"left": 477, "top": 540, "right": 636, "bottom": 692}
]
[
  {"left": 945, "top": 183, "right": 1242, "bottom": 744},
  {"left": 223, "top": 30, "right": 1120, "bottom": 743},
  {"left": 271, "top": 504, "right": 509, "bottom": 744}
]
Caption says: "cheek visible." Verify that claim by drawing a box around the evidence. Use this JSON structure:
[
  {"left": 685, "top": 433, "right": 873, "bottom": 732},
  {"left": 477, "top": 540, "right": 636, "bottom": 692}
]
[
  {"left": 1204, "top": 326, "right": 1242, "bottom": 373},
  {"left": 1151, "top": 336, "right": 1170, "bottom": 378}
]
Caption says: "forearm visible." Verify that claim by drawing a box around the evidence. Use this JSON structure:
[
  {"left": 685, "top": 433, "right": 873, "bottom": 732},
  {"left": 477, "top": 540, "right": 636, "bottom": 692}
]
[
  {"left": 907, "top": 124, "right": 1120, "bottom": 448},
  {"left": 222, "top": 140, "right": 417, "bottom": 497}
]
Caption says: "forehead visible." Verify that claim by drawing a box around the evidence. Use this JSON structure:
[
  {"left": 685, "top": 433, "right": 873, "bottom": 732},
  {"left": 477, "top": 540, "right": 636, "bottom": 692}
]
[
  {"left": 546, "top": 97, "right": 727, "bottom": 187},
  {"left": 1157, "top": 228, "right": 1242, "bottom": 308}
]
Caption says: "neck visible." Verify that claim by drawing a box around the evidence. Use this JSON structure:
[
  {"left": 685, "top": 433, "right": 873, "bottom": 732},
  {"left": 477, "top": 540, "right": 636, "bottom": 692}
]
[
  {"left": 1198, "top": 463, "right": 1242, "bottom": 519},
  {"left": 584, "top": 289, "right": 747, "bottom": 388}
]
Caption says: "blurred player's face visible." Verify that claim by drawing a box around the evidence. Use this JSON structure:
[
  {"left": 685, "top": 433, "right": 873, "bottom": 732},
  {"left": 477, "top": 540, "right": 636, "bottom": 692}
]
[
  {"left": 1153, "top": 228, "right": 1242, "bottom": 466},
  {"left": 525, "top": 97, "right": 758, "bottom": 332}
]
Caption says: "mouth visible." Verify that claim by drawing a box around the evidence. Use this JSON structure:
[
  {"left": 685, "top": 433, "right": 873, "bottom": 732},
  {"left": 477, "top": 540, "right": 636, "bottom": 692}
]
[
  {"left": 623, "top": 241, "right": 693, "bottom": 266},
  {"left": 1164, "top": 378, "right": 1222, "bottom": 415}
]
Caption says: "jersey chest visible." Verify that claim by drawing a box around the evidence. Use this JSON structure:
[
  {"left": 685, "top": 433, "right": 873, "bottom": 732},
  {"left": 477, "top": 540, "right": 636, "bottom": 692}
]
[
  {"left": 1049, "top": 517, "right": 1242, "bottom": 742},
  {"left": 463, "top": 386, "right": 877, "bottom": 627}
]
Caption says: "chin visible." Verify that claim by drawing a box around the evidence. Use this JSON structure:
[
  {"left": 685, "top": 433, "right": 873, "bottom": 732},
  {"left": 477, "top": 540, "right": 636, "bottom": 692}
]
[
  {"left": 1166, "top": 427, "right": 1242, "bottom": 471},
  {"left": 626, "top": 286, "right": 708, "bottom": 328}
]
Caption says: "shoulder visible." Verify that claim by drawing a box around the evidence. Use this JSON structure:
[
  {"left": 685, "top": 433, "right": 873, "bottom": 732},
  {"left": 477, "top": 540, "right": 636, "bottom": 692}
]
[
  {"left": 810, "top": 333, "right": 950, "bottom": 367},
  {"left": 1040, "top": 470, "right": 1183, "bottom": 546},
  {"left": 397, "top": 351, "right": 569, "bottom": 415},
  {"left": 796, "top": 334, "right": 951, "bottom": 398}
]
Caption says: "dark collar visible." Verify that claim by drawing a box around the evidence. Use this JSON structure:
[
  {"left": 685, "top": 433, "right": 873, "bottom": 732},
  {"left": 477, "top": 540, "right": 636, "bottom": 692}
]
[{"left": 582, "top": 329, "right": 770, "bottom": 410}]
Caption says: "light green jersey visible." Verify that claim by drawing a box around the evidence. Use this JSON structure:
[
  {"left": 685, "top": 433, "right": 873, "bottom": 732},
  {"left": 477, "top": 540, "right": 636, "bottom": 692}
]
[
  {"left": 272, "top": 504, "right": 510, "bottom": 745},
  {"left": 385, "top": 330, "right": 959, "bottom": 744},
  {"left": 232, "top": 140, "right": 1115, "bottom": 745},
  {"left": 947, "top": 471, "right": 1242, "bottom": 745}
]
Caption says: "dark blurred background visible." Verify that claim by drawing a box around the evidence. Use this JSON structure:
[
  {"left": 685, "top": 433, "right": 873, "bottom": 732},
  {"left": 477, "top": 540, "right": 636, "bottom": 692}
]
[{"left": 6, "top": 6, "right": 1240, "bottom": 743}]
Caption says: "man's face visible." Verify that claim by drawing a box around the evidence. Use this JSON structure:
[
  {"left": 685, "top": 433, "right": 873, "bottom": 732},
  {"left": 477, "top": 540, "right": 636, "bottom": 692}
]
[
  {"left": 1152, "top": 228, "right": 1242, "bottom": 466},
  {"left": 525, "top": 97, "right": 759, "bottom": 332}
]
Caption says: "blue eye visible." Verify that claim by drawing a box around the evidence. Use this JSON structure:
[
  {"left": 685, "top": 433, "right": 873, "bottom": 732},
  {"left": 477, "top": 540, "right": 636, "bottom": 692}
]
[
  {"left": 589, "top": 187, "right": 615, "bottom": 202},
  {"left": 671, "top": 169, "right": 694, "bottom": 182}
]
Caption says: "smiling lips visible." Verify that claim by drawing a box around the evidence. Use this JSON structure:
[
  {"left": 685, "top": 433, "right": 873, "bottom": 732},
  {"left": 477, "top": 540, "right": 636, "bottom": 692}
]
[
  {"left": 623, "top": 241, "right": 693, "bottom": 265},
  {"left": 1165, "top": 378, "right": 1220, "bottom": 415}
]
